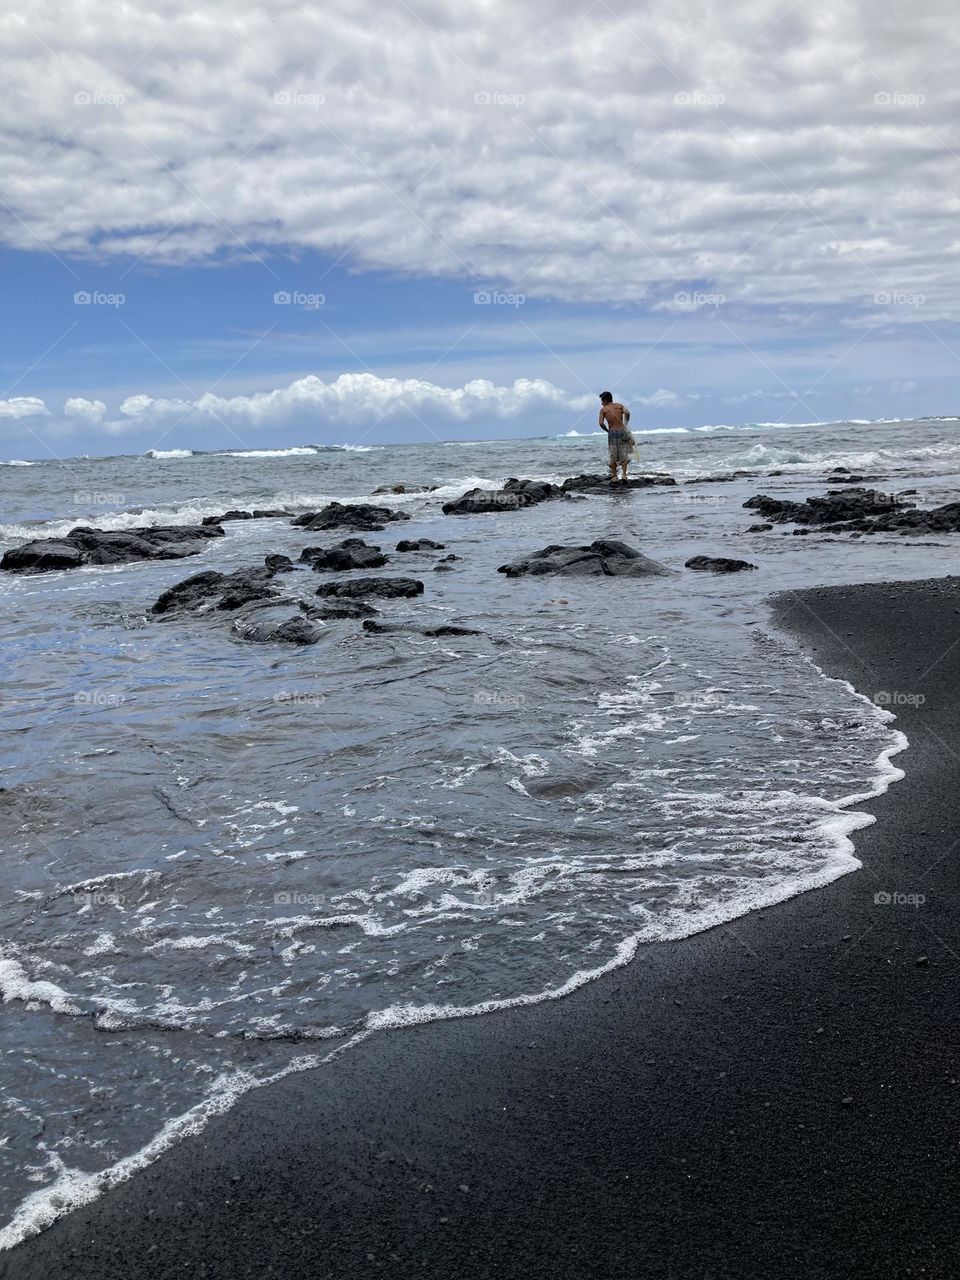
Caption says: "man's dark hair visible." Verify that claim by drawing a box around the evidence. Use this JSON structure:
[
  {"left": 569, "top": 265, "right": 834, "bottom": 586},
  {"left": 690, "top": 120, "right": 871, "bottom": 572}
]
[{"left": 599, "top": 391, "right": 613, "bottom": 404}]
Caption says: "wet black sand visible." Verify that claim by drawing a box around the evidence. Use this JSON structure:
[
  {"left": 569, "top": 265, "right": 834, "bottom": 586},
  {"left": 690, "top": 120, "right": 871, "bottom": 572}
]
[{"left": 5, "top": 576, "right": 960, "bottom": 1280}]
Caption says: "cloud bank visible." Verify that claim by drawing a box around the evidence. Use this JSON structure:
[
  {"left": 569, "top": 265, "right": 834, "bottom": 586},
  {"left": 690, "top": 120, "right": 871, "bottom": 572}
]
[
  {"left": 3, "top": 373, "right": 596, "bottom": 444},
  {"left": 3, "top": 0, "right": 959, "bottom": 318}
]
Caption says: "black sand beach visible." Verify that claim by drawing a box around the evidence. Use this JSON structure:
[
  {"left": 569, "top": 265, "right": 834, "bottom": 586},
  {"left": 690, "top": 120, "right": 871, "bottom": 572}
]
[{"left": 6, "top": 575, "right": 960, "bottom": 1280}]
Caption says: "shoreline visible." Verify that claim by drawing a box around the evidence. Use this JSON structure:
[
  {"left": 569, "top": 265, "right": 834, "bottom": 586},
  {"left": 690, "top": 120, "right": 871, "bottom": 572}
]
[{"left": 6, "top": 575, "right": 960, "bottom": 1278}]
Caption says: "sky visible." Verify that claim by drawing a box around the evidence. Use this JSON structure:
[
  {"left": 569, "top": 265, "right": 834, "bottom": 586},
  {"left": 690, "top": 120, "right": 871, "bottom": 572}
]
[{"left": 2, "top": 0, "right": 960, "bottom": 460}]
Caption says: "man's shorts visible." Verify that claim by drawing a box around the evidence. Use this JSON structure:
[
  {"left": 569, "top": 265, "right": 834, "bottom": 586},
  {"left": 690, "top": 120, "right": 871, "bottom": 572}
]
[{"left": 607, "top": 429, "right": 632, "bottom": 464}]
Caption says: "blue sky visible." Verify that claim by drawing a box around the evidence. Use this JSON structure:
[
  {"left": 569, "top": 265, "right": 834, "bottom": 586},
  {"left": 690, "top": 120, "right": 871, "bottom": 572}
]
[{"left": 2, "top": 0, "right": 959, "bottom": 459}]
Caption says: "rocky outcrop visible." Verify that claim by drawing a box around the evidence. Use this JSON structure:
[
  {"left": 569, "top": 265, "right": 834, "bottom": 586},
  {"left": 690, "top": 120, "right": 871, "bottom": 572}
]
[
  {"left": 314, "top": 577, "right": 424, "bottom": 600},
  {"left": 200, "top": 509, "right": 289, "bottom": 526},
  {"left": 741, "top": 487, "right": 960, "bottom": 535},
  {"left": 299, "top": 538, "right": 388, "bottom": 571},
  {"left": 1, "top": 523, "right": 225, "bottom": 574},
  {"left": 560, "top": 473, "right": 678, "bottom": 494},
  {"left": 685, "top": 556, "right": 758, "bottom": 573},
  {"left": 292, "top": 502, "right": 410, "bottom": 533},
  {"left": 743, "top": 488, "right": 913, "bottom": 527},
  {"left": 264, "top": 554, "right": 295, "bottom": 573},
  {"left": 442, "top": 478, "right": 569, "bottom": 516},
  {"left": 151, "top": 556, "right": 288, "bottom": 614},
  {"left": 396, "top": 538, "right": 445, "bottom": 551},
  {"left": 498, "top": 540, "right": 670, "bottom": 578}
]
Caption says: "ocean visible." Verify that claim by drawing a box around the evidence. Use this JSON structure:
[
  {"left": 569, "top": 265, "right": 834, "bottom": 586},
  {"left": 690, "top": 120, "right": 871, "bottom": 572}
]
[{"left": 2, "top": 414, "right": 959, "bottom": 1247}]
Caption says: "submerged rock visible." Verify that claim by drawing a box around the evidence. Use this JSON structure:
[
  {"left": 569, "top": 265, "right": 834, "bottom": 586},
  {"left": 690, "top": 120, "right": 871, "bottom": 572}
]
[
  {"left": 372, "top": 483, "right": 437, "bottom": 494},
  {"left": 362, "top": 620, "right": 481, "bottom": 636},
  {"left": 396, "top": 538, "right": 445, "bottom": 551},
  {"left": 498, "top": 540, "right": 670, "bottom": 578},
  {"left": 685, "top": 555, "right": 758, "bottom": 573},
  {"left": 236, "top": 614, "right": 323, "bottom": 645},
  {"left": 300, "top": 538, "right": 388, "bottom": 571},
  {"left": 314, "top": 577, "right": 424, "bottom": 599},
  {"left": 2, "top": 523, "right": 225, "bottom": 575},
  {"left": 292, "top": 502, "right": 410, "bottom": 533}
]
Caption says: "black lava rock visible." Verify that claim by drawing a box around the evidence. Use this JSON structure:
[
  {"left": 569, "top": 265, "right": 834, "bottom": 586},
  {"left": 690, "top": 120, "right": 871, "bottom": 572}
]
[{"left": 498, "top": 540, "right": 670, "bottom": 578}]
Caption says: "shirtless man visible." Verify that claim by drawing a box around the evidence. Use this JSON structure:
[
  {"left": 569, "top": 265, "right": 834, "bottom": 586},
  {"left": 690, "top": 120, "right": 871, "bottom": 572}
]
[{"left": 598, "top": 391, "right": 633, "bottom": 483}]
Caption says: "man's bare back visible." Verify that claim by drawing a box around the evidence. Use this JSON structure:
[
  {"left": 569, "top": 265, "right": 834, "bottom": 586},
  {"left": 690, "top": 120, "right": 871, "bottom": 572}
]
[{"left": 598, "top": 401, "right": 629, "bottom": 432}]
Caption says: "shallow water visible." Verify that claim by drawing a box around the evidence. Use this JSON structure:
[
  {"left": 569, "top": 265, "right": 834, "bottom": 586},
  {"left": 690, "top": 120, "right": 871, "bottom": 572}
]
[{"left": 1, "top": 417, "right": 957, "bottom": 1245}]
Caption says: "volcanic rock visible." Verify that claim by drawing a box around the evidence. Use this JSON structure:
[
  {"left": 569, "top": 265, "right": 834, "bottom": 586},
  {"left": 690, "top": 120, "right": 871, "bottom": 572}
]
[
  {"left": 2, "top": 523, "right": 225, "bottom": 575},
  {"left": 685, "top": 556, "right": 758, "bottom": 573},
  {"left": 498, "top": 540, "right": 670, "bottom": 578}
]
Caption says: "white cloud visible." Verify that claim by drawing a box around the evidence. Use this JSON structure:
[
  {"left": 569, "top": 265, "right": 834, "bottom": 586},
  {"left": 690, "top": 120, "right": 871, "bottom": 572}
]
[
  {"left": 63, "top": 397, "right": 107, "bottom": 422},
  {"left": 2, "top": 0, "right": 959, "bottom": 317},
  {"left": 99, "top": 372, "right": 591, "bottom": 435},
  {"left": 634, "top": 389, "right": 696, "bottom": 407},
  {"left": 0, "top": 396, "right": 49, "bottom": 419}
]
